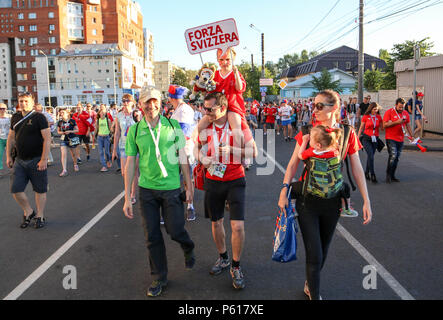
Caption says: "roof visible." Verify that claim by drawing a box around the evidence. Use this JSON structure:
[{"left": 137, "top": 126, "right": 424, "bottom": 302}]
[
  {"left": 283, "top": 68, "right": 356, "bottom": 89},
  {"left": 394, "top": 55, "right": 443, "bottom": 73},
  {"left": 57, "top": 43, "right": 123, "bottom": 57},
  {"left": 280, "top": 45, "right": 386, "bottom": 78}
]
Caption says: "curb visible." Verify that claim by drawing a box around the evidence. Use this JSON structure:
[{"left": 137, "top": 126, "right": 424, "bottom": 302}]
[{"left": 403, "top": 145, "right": 443, "bottom": 152}]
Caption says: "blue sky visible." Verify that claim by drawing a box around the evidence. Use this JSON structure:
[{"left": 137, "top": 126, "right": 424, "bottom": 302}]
[{"left": 141, "top": 0, "right": 443, "bottom": 70}]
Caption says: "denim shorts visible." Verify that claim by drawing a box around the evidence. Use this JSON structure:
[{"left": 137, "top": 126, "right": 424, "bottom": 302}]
[{"left": 11, "top": 157, "right": 48, "bottom": 194}]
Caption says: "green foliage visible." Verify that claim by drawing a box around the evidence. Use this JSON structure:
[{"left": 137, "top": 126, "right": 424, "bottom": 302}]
[
  {"left": 380, "top": 37, "right": 435, "bottom": 90},
  {"left": 171, "top": 68, "right": 192, "bottom": 90},
  {"left": 237, "top": 62, "right": 280, "bottom": 101},
  {"left": 276, "top": 50, "right": 320, "bottom": 75},
  {"left": 311, "top": 68, "right": 343, "bottom": 95}
]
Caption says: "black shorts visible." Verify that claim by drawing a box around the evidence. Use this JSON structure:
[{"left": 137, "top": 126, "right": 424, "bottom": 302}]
[
  {"left": 78, "top": 135, "right": 90, "bottom": 144},
  {"left": 11, "top": 157, "right": 48, "bottom": 194},
  {"left": 265, "top": 122, "right": 275, "bottom": 129},
  {"left": 204, "top": 177, "right": 246, "bottom": 222}
]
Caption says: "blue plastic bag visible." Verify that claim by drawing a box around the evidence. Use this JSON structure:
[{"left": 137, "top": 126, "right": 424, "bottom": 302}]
[{"left": 272, "top": 190, "right": 298, "bottom": 263}]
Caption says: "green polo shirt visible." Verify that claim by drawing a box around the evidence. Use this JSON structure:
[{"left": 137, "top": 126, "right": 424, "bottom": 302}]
[{"left": 125, "top": 116, "right": 186, "bottom": 190}]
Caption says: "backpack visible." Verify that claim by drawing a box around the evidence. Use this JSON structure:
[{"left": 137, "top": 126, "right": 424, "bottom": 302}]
[
  {"left": 405, "top": 98, "right": 413, "bottom": 114},
  {"left": 300, "top": 124, "right": 356, "bottom": 200}
]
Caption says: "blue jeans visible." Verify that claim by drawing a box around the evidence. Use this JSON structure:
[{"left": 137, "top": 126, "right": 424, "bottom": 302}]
[
  {"left": 386, "top": 139, "right": 404, "bottom": 178},
  {"left": 361, "top": 135, "right": 377, "bottom": 175},
  {"left": 97, "top": 135, "right": 111, "bottom": 167}
]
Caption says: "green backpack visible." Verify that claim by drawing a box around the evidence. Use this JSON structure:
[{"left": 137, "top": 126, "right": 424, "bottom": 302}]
[{"left": 301, "top": 124, "right": 355, "bottom": 199}]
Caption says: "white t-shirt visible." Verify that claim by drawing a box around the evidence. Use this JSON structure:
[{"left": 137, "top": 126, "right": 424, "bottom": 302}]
[
  {"left": 280, "top": 105, "right": 292, "bottom": 121},
  {"left": 0, "top": 116, "right": 10, "bottom": 140},
  {"left": 171, "top": 103, "right": 195, "bottom": 161},
  {"left": 116, "top": 112, "right": 136, "bottom": 149}
]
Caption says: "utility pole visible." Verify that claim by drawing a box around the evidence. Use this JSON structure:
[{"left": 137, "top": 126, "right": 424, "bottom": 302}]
[
  {"left": 251, "top": 54, "right": 254, "bottom": 70},
  {"left": 358, "top": 0, "right": 364, "bottom": 104},
  {"left": 39, "top": 50, "right": 51, "bottom": 108},
  {"left": 110, "top": 47, "right": 117, "bottom": 105},
  {"left": 261, "top": 32, "right": 265, "bottom": 78},
  {"left": 412, "top": 43, "right": 420, "bottom": 135}
]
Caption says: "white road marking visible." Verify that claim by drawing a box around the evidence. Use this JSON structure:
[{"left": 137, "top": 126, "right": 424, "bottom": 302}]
[
  {"left": 3, "top": 191, "right": 125, "bottom": 300},
  {"left": 261, "top": 148, "right": 415, "bottom": 300}
]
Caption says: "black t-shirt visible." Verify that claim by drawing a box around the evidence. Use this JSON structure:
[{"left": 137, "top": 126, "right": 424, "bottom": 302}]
[
  {"left": 359, "top": 103, "right": 370, "bottom": 115},
  {"left": 11, "top": 111, "right": 49, "bottom": 160},
  {"left": 58, "top": 119, "right": 77, "bottom": 141}
]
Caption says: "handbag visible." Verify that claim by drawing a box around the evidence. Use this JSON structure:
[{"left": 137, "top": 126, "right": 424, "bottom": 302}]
[
  {"left": 193, "top": 162, "right": 206, "bottom": 191},
  {"left": 272, "top": 187, "right": 298, "bottom": 263},
  {"left": 376, "top": 137, "right": 385, "bottom": 152},
  {"left": 68, "top": 136, "right": 80, "bottom": 147}
]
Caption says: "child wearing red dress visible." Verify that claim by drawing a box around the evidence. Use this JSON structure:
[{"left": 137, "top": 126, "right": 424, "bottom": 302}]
[{"left": 198, "top": 48, "right": 248, "bottom": 154}]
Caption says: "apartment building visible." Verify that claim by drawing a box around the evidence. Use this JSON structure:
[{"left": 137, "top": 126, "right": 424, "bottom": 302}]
[
  {"left": 154, "top": 60, "right": 178, "bottom": 96},
  {"left": 0, "top": 41, "right": 12, "bottom": 107},
  {"left": 0, "top": 0, "right": 146, "bottom": 105},
  {"left": 35, "top": 43, "right": 145, "bottom": 106}
]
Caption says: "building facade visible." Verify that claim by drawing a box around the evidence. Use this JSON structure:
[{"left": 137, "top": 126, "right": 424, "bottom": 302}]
[
  {"left": 154, "top": 60, "right": 177, "bottom": 96},
  {"left": 280, "top": 46, "right": 387, "bottom": 83},
  {"left": 0, "top": 0, "right": 146, "bottom": 105},
  {"left": 35, "top": 43, "right": 145, "bottom": 106},
  {"left": 395, "top": 55, "right": 443, "bottom": 134},
  {"left": 0, "top": 41, "right": 12, "bottom": 107}
]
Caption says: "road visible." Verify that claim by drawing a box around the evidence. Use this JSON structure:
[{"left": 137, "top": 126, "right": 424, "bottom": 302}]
[{"left": 0, "top": 133, "right": 442, "bottom": 300}]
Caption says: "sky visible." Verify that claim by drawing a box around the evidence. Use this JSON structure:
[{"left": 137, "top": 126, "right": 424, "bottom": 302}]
[{"left": 140, "top": 0, "right": 443, "bottom": 70}]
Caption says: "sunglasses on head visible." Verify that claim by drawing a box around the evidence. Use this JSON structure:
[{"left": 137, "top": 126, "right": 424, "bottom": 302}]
[
  {"left": 18, "top": 92, "right": 32, "bottom": 98},
  {"left": 314, "top": 102, "right": 334, "bottom": 111}
]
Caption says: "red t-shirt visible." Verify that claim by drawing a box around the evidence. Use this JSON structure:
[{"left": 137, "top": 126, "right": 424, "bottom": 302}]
[
  {"left": 199, "top": 120, "right": 253, "bottom": 182},
  {"left": 212, "top": 70, "right": 247, "bottom": 117},
  {"left": 72, "top": 111, "right": 94, "bottom": 135},
  {"left": 301, "top": 148, "right": 337, "bottom": 160},
  {"left": 361, "top": 114, "right": 382, "bottom": 137},
  {"left": 295, "top": 124, "right": 362, "bottom": 160},
  {"left": 383, "top": 108, "right": 410, "bottom": 142},
  {"left": 250, "top": 106, "right": 258, "bottom": 116},
  {"left": 265, "top": 107, "right": 277, "bottom": 123}
]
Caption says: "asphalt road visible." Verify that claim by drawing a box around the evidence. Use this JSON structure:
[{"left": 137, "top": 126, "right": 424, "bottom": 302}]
[{"left": 0, "top": 133, "right": 442, "bottom": 300}]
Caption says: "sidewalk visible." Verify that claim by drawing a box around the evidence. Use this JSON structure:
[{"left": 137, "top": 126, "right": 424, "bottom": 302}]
[{"left": 376, "top": 132, "right": 443, "bottom": 152}]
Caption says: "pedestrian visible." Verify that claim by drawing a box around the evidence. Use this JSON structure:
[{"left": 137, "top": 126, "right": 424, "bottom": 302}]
[
  {"left": 6, "top": 92, "right": 51, "bottom": 229},
  {"left": 278, "top": 90, "right": 372, "bottom": 300},
  {"left": 356, "top": 96, "right": 370, "bottom": 129},
  {"left": 196, "top": 92, "right": 257, "bottom": 290},
  {"left": 169, "top": 84, "right": 197, "bottom": 221},
  {"left": 357, "top": 102, "right": 384, "bottom": 183},
  {"left": 347, "top": 97, "right": 358, "bottom": 128},
  {"left": 300, "top": 104, "right": 311, "bottom": 127},
  {"left": 34, "top": 103, "right": 55, "bottom": 165},
  {"left": 290, "top": 105, "right": 298, "bottom": 136},
  {"left": 123, "top": 86, "right": 195, "bottom": 297},
  {"left": 72, "top": 103, "right": 94, "bottom": 162},
  {"left": 57, "top": 109, "right": 80, "bottom": 177},
  {"left": 279, "top": 100, "right": 293, "bottom": 141},
  {"left": 113, "top": 94, "right": 138, "bottom": 204},
  {"left": 95, "top": 105, "right": 113, "bottom": 172},
  {"left": 406, "top": 92, "right": 427, "bottom": 138},
  {"left": 0, "top": 103, "right": 10, "bottom": 175},
  {"left": 383, "top": 98, "right": 414, "bottom": 183},
  {"left": 263, "top": 103, "right": 277, "bottom": 135}
]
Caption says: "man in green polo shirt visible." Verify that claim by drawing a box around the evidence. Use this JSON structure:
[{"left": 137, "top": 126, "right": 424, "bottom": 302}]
[{"left": 123, "top": 86, "right": 195, "bottom": 298}]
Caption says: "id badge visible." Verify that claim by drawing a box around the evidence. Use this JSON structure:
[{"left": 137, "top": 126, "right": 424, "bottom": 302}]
[
  {"left": 371, "top": 136, "right": 377, "bottom": 143},
  {"left": 61, "top": 134, "right": 65, "bottom": 140},
  {"left": 209, "top": 163, "right": 227, "bottom": 178}
]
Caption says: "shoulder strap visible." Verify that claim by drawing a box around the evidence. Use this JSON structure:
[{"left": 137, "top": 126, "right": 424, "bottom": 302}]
[
  {"left": 339, "top": 124, "right": 356, "bottom": 191},
  {"left": 13, "top": 111, "right": 38, "bottom": 139},
  {"left": 165, "top": 116, "right": 178, "bottom": 145},
  {"left": 134, "top": 121, "right": 140, "bottom": 154}
]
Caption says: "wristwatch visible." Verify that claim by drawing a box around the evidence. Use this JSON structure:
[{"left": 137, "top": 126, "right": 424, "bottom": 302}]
[{"left": 282, "top": 183, "right": 290, "bottom": 189}]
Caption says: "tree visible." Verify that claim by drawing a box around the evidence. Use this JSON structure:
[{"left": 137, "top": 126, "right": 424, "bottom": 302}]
[
  {"left": 380, "top": 37, "right": 435, "bottom": 90},
  {"left": 171, "top": 68, "right": 191, "bottom": 90},
  {"left": 364, "top": 69, "right": 383, "bottom": 92},
  {"left": 276, "top": 53, "right": 300, "bottom": 74},
  {"left": 311, "top": 68, "right": 343, "bottom": 95}
]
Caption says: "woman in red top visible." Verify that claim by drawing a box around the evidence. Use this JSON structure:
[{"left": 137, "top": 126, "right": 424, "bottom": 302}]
[
  {"left": 357, "top": 102, "right": 384, "bottom": 183},
  {"left": 197, "top": 48, "right": 247, "bottom": 148},
  {"left": 277, "top": 90, "right": 372, "bottom": 300}
]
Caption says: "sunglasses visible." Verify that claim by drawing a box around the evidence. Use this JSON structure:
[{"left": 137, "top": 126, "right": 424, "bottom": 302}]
[
  {"left": 122, "top": 99, "right": 131, "bottom": 103},
  {"left": 313, "top": 102, "right": 335, "bottom": 111},
  {"left": 0, "top": 108, "right": 6, "bottom": 111},
  {"left": 203, "top": 105, "right": 221, "bottom": 113},
  {"left": 18, "top": 92, "right": 32, "bottom": 98}
]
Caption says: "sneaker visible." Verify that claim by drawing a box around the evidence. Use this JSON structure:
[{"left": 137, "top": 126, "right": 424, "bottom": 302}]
[
  {"left": 391, "top": 177, "right": 400, "bottom": 182},
  {"left": 160, "top": 216, "right": 164, "bottom": 225},
  {"left": 304, "top": 280, "right": 322, "bottom": 300},
  {"left": 340, "top": 207, "right": 359, "bottom": 218},
  {"left": 184, "top": 250, "right": 195, "bottom": 270},
  {"left": 86, "top": 155, "right": 90, "bottom": 161},
  {"left": 20, "top": 211, "right": 36, "bottom": 229},
  {"left": 116, "top": 168, "right": 121, "bottom": 173},
  {"left": 209, "top": 257, "right": 231, "bottom": 276},
  {"left": 77, "top": 158, "right": 82, "bottom": 164},
  {"left": 100, "top": 167, "right": 108, "bottom": 172},
  {"left": 187, "top": 207, "right": 196, "bottom": 221},
  {"left": 59, "top": 170, "right": 68, "bottom": 177},
  {"left": 230, "top": 266, "right": 245, "bottom": 289},
  {"left": 34, "top": 217, "right": 46, "bottom": 229},
  {"left": 147, "top": 279, "right": 168, "bottom": 297}
]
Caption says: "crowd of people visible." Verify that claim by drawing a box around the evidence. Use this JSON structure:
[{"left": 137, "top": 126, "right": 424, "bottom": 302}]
[{"left": 0, "top": 46, "right": 426, "bottom": 300}]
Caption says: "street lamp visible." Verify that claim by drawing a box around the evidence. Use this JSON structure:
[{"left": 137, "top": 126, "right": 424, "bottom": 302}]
[
  {"left": 109, "top": 47, "right": 117, "bottom": 105},
  {"left": 39, "top": 50, "right": 51, "bottom": 108},
  {"left": 249, "top": 24, "right": 265, "bottom": 78}
]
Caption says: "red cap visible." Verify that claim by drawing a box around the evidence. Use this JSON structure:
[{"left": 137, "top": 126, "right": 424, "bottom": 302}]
[{"left": 417, "top": 92, "right": 424, "bottom": 97}]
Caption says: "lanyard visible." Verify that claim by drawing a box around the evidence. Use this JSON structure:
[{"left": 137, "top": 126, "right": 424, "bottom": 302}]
[
  {"left": 147, "top": 118, "right": 168, "bottom": 178},
  {"left": 393, "top": 108, "right": 406, "bottom": 135},
  {"left": 370, "top": 115, "right": 378, "bottom": 137},
  {"left": 212, "top": 122, "right": 230, "bottom": 161}
]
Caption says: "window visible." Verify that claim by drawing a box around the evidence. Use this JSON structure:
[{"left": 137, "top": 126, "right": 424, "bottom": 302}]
[
  {"left": 77, "top": 95, "right": 86, "bottom": 103},
  {"left": 28, "top": 13, "right": 37, "bottom": 19},
  {"left": 49, "top": 24, "right": 55, "bottom": 31},
  {"left": 75, "top": 78, "right": 79, "bottom": 89},
  {"left": 48, "top": 12, "right": 54, "bottom": 18},
  {"left": 92, "top": 18, "right": 96, "bottom": 23},
  {"left": 32, "top": 74, "right": 36, "bottom": 80},
  {"left": 333, "top": 61, "right": 339, "bottom": 69},
  {"left": 108, "top": 95, "right": 116, "bottom": 105},
  {"left": 92, "top": 94, "right": 103, "bottom": 104},
  {"left": 50, "top": 49, "right": 56, "bottom": 55},
  {"left": 49, "top": 36, "right": 56, "bottom": 43},
  {"left": 29, "top": 25, "right": 37, "bottom": 31},
  {"left": 31, "top": 61, "right": 36, "bottom": 68},
  {"left": 30, "top": 49, "right": 38, "bottom": 56},
  {"left": 18, "top": 13, "right": 24, "bottom": 19},
  {"left": 92, "top": 29, "right": 96, "bottom": 35},
  {"left": 346, "top": 61, "right": 351, "bottom": 70},
  {"left": 19, "top": 25, "right": 24, "bottom": 32},
  {"left": 63, "top": 95, "right": 72, "bottom": 105},
  {"left": 59, "top": 62, "right": 63, "bottom": 73},
  {"left": 29, "top": 37, "right": 38, "bottom": 45}
]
